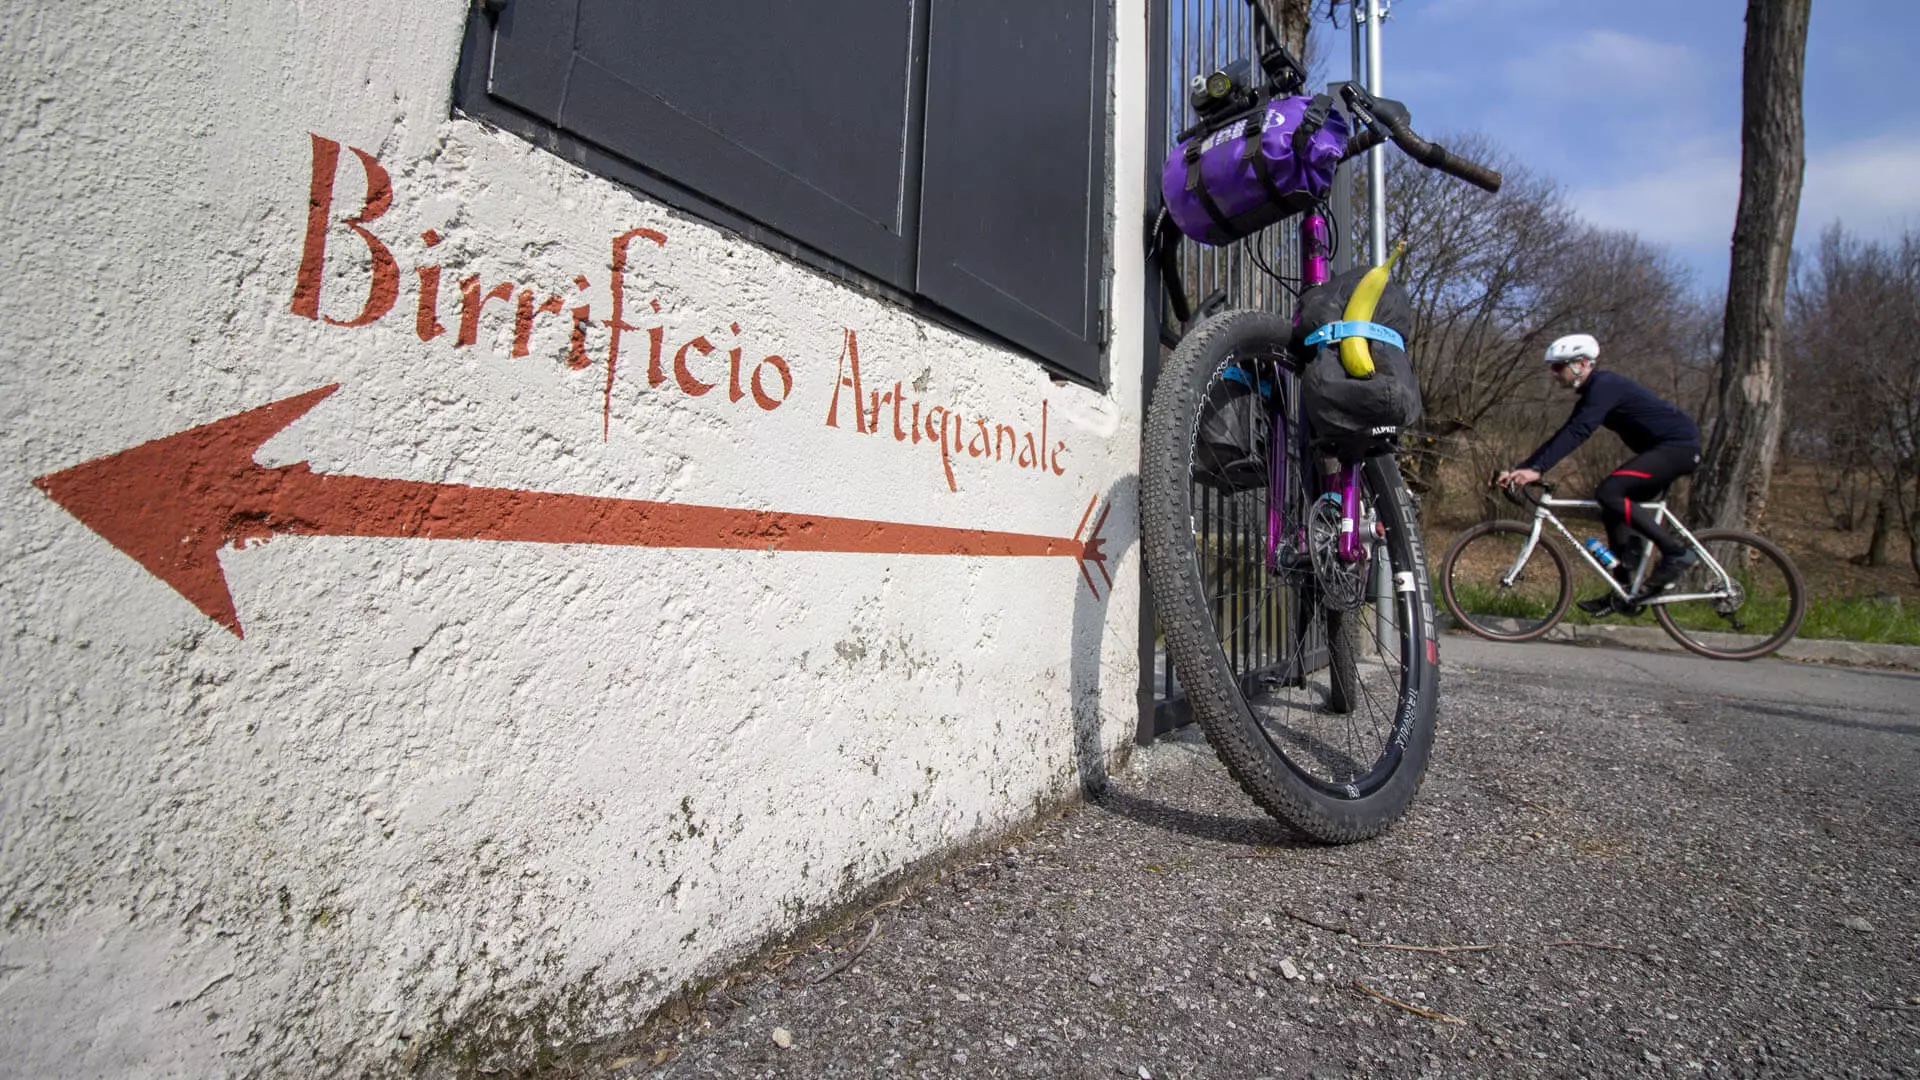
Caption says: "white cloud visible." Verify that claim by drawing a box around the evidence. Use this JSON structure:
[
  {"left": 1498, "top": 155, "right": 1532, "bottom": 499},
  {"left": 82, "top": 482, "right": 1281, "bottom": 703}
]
[
  {"left": 1567, "top": 130, "right": 1920, "bottom": 277},
  {"left": 1506, "top": 29, "right": 1708, "bottom": 103},
  {"left": 1799, "top": 132, "right": 1920, "bottom": 238},
  {"left": 1568, "top": 140, "right": 1739, "bottom": 246}
]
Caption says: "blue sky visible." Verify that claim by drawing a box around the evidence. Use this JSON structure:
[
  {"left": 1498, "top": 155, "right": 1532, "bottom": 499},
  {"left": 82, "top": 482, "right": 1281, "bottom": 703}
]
[{"left": 1355, "top": 0, "right": 1920, "bottom": 292}]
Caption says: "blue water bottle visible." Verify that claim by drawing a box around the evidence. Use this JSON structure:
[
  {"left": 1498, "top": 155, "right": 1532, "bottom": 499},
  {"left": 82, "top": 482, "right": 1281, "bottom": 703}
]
[{"left": 1583, "top": 537, "right": 1620, "bottom": 570}]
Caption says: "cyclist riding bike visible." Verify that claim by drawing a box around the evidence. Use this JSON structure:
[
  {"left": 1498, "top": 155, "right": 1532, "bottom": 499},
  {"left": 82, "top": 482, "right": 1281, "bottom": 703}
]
[{"left": 1493, "top": 334, "right": 1702, "bottom": 614}]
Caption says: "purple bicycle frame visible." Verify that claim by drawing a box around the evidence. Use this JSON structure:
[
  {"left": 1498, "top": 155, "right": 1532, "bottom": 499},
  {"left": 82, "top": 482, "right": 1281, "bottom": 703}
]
[{"left": 1267, "top": 212, "right": 1370, "bottom": 571}]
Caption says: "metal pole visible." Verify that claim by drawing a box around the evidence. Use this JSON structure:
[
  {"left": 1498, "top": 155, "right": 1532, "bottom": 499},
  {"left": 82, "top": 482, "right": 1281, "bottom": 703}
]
[
  {"left": 1365, "top": 0, "right": 1387, "bottom": 267},
  {"left": 1350, "top": 1, "right": 1364, "bottom": 89},
  {"left": 1349, "top": 2, "right": 1364, "bottom": 266},
  {"left": 1373, "top": 541, "right": 1394, "bottom": 661}
]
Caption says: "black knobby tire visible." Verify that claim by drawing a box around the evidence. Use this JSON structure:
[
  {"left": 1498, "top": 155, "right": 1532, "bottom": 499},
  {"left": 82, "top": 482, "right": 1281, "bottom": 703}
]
[
  {"left": 1327, "top": 609, "right": 1361, "bottom": 714},
  {"left": 1652, "top": 529, "right": 1807, "bottom": 661},
  {"left": 1142, "top": 311, "right": 1440, "bottom": 843},
  {"left": 1439, "top": 522, "right": 1574, "bottom": 643}
]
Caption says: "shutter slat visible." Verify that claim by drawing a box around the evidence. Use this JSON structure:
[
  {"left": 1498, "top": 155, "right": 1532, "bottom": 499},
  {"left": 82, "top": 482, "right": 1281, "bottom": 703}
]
[{"left": 917, "top": 0, "right": 1108, "bottom": 383}]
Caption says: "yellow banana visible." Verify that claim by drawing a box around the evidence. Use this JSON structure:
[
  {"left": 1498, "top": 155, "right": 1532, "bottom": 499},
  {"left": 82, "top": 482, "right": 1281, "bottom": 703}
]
[{"left": 1338, "top": 241, "right": 1407, "bottom": 378}]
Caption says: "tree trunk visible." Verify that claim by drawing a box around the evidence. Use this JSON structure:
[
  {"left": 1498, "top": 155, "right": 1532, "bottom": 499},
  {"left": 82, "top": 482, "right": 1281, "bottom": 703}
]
[
  {"left": 1275, "top": 0, "right": 1311, "bottom": 63},
  {"left": 1691, "top": 0, "right": 1811, "bottom": 531},
  {"left": 1909, "top": 509, "right": 1920, "bottom": 587},
  {"left": 1865, "top": 487, "right": 1893, "bottom": 566}
]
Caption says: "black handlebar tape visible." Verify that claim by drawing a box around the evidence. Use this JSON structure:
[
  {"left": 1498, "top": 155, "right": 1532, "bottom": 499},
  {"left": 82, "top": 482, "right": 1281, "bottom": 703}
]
[
  {"left": 1334, "top": 86, "right": 1502, "bottom": 192},
  {"left": 1389, "top": 125, "right": 1505, "bottom": 195},
  {"left": 1340, "top": 124, "right": 1390, "bottom": 161},
  {"left": 1422, "top": 142, "right": 1503, "bottom": 194}
]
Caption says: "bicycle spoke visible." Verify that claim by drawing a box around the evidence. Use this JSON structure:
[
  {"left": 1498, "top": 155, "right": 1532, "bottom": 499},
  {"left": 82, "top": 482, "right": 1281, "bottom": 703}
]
[
  {"left": 1653, "top": 531, "right": 1805, "bottom": 660},
  {"left": 1237, "top": 571, "right": 1407, "bottom": 789},
  {"left": 1442, "top": 523, "right": 1571, "bottom": 641},
  {"left": 1336, "top": 626, "right": 1397, "bottom": 745},
  {"left": 1200, "top": 580, "right": 1282, "bottom": 653}
]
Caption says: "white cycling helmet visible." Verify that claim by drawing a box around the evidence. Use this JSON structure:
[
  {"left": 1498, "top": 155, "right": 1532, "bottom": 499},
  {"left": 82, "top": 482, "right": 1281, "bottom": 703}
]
[{"left": 1544, "top": 333, "right": 1600, "bottom": 366}]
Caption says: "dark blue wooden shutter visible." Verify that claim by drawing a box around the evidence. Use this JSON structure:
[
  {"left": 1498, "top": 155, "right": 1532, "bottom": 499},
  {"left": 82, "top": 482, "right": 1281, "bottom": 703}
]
[
  {"left": 916, "top": 0, "right": 1109, "bottom": 383},
  {"left": 486, "top": 0, "right": 923, "bottom": 289}
]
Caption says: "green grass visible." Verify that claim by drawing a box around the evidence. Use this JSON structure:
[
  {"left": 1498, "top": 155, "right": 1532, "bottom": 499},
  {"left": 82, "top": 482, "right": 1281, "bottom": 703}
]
[
  {"left": 1448, "top": 583, "right": 1560, "bottom": 621},
  {"left": 1796, "top": 594, "right": 1920, "bottom": 645}
]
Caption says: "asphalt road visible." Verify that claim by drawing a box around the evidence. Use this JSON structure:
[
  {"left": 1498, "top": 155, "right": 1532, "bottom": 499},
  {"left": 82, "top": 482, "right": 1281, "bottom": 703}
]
[{"left": 561, "top": 636, "right": 1920, "bottom": 1080}]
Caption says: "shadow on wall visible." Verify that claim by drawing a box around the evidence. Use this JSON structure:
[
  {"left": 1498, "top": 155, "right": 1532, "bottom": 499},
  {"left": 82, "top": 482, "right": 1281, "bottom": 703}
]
[{"left": 1070, "top": 473, "right": 1137, "bottom": 798}]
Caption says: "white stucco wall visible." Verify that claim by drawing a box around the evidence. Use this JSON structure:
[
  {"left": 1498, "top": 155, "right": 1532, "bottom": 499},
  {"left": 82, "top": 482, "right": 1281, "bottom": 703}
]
[{"left": 0, "top": 1, "right": 1148, "bottom": 1076}]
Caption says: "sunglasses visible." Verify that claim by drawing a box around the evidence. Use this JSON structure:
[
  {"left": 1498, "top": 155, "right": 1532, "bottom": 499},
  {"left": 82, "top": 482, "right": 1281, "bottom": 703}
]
[{"left": 1549, "top": 361, "right": 1572, "bottom": 373}]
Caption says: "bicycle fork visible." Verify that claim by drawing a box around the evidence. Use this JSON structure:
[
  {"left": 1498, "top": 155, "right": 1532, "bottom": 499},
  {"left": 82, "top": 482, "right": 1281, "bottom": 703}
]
[
  {"left": 1335, "top": 463, "right": 1367, "bottom": 562},
  {"left": 1265, "top": 400, "right": 1371, "bottom": 570},
  {"left": 1267, "top": 209, "right": 1369, "bottom": 571}
]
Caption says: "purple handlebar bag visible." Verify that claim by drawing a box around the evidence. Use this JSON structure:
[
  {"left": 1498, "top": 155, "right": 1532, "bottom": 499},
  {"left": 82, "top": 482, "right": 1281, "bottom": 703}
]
[{"left": 1162, "top": 95, "right": 1349, "bottom": 246}]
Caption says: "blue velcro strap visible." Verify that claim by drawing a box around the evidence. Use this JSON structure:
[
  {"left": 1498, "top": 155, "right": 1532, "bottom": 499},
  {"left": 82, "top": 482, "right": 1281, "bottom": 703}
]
[
  {"left": 1220, "top": 365, "right": 1273, "bottom": 397},
  {"left": 1302, "top": 320, "right": 1406, "bottom": 351}
]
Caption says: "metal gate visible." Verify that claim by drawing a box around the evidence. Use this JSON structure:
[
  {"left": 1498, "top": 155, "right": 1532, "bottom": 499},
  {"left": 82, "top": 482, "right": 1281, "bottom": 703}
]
[{"left": 1137, "top": 0, "right": 1357, "bottom": 742}]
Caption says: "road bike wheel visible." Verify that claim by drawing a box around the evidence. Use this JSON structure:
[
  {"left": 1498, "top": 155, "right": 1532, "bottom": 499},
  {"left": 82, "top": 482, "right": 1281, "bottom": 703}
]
[
  {"left": 1439, "top": 522, "right": 1574, "bottom": 642},
  {"left": 1652, "top": 529, "right": 1806, "bottom": 660},
  {"left": 1142, "top": 311, "right": 1439, "bottom": 843}
]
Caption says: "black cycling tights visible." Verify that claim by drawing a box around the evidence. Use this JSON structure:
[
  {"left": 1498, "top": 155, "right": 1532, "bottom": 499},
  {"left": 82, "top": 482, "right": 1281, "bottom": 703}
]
[{"left": 1594, "top": 444, "right": 1700, "bottom": 564}]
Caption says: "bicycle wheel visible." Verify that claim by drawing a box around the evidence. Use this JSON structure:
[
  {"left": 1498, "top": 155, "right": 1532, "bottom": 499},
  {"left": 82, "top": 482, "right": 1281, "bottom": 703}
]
[
  {"left": 1326, "top": 607, "right": 1361, "bottom": 714},
  {"left": 1142, "top": 311, "right": 1439, "bottom": 843},
  {"left": 1440, "top": 522, "right": 1574, "bottom": 642},
  {"left": 1652, "top": 529, "right": 1806, "bottom": 660}
]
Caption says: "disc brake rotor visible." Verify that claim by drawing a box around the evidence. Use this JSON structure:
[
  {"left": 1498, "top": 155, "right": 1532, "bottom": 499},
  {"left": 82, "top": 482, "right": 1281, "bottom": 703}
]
[{"left": 1308, "top": 494, "right": 1369, "bottom": 612}]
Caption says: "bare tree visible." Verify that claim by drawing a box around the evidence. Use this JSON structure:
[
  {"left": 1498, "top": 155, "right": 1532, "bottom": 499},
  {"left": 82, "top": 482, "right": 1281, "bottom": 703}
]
[
  {"left": 1380, "top": 138, "right": 1709, "bottom": 506},
  {"left": 1785, "top": 224, "right": 1920, "bottom": 582},
  {"left": 1692, "top": 0, "right": 1813, "bottom": 531},
  {"left": 1383, "top": 141, "right": 1573, "bottom": 473},
  {"left": 1874, "top": 233, "right": 1920, "bottom": 582},
  {"left": 1785, "top": 228, "right": 1883, "bottom": 544},
  {"left": 1273, "top": 0, "right": 1311, "bottom": 61}
]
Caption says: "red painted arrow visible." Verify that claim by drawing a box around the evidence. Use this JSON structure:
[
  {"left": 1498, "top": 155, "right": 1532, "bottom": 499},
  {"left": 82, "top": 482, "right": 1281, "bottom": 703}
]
[{"left": 32, "top": 385, "right": 1111, "bottom": 638}]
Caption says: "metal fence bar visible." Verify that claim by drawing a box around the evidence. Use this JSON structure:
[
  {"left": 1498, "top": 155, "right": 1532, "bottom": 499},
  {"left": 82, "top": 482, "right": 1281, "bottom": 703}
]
[{"left": 1144, "top": 0, "right": 1351, "bottom": 742}]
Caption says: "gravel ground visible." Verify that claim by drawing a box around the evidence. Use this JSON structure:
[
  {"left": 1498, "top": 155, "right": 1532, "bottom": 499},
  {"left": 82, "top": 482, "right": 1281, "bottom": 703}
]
[{"left": 558, "top": 638, "right": 1920, "bottom": 1080}]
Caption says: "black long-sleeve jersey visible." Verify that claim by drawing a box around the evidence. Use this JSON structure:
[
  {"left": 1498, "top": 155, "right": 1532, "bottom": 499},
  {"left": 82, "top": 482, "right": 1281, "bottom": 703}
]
[{"left": 1518, "top": 369, "right": 1700, "bottom": 473}]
